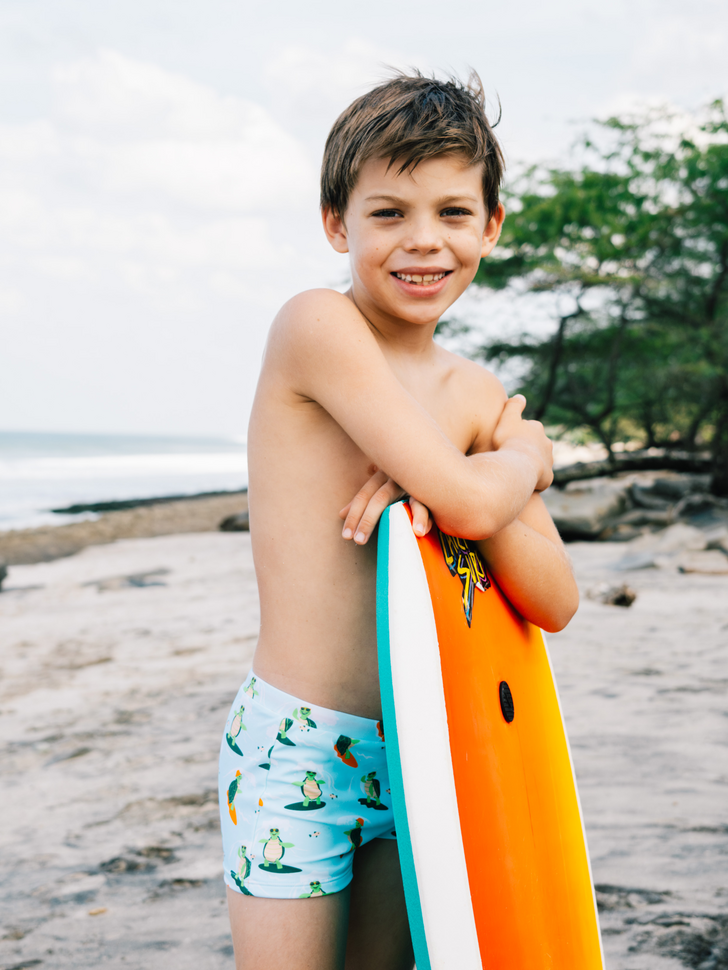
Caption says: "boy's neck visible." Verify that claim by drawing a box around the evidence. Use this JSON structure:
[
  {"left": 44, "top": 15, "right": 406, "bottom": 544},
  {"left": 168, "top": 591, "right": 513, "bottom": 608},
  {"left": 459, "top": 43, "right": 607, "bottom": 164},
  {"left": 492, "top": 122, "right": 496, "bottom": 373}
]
[{"left": 345, "top": 287, "right": 439, "bottom": 358}]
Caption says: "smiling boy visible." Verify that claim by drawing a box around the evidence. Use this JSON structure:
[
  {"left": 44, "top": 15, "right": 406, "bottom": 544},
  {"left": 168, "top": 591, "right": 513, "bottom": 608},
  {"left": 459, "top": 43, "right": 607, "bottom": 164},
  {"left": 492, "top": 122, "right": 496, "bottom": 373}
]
[{"left": 218, "top": 72, "right": 579, "bottom": 970}]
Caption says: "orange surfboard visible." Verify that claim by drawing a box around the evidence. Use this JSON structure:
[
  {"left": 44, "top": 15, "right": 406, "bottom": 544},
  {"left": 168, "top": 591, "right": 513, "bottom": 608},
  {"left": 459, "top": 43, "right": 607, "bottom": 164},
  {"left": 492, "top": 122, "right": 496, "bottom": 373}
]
[{"left": 376, "top": 501, "right": 603, "bottom": 970}]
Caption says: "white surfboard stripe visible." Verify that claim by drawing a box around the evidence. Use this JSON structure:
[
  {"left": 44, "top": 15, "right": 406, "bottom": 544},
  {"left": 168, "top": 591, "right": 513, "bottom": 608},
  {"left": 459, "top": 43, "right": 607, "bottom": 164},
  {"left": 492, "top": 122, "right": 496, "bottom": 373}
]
[{"left": 387, "top": 503, "right": 481, "bottom": 970}]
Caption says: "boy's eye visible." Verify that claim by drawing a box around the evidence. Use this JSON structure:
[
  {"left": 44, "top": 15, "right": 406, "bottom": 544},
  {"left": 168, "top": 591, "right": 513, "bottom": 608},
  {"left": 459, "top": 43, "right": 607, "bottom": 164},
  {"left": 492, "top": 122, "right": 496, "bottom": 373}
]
[
  {"left": 371, "top": 209, "right": 403, "bottom": 219},
  {"left": 441, "top": 207, "right": 472, "bottom": 217}
]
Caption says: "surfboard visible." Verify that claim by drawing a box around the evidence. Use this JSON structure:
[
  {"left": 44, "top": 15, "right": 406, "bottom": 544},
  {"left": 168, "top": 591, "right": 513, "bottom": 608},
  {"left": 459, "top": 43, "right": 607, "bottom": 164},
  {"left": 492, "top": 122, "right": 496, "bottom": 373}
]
[{"left": 376, "top": 500, "right": 603, "bottom": 970}]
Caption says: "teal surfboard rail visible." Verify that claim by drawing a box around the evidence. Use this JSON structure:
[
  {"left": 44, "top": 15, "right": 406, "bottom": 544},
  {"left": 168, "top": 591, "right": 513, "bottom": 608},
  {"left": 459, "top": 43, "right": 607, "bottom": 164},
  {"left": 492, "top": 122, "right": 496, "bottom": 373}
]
[{"left": 376, "top": 502, "right": 431, "bottom": 970}]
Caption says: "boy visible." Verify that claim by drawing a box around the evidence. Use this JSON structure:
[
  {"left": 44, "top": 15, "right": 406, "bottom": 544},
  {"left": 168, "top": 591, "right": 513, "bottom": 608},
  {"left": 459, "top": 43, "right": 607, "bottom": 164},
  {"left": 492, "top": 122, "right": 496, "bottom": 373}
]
[{"left": 218, "top": 72, "right": 578, "bottom": 970}]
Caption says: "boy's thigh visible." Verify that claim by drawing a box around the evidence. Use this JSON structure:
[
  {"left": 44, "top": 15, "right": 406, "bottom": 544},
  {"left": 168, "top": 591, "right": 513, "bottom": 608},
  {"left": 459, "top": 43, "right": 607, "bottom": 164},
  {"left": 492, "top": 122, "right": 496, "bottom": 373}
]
[
  {"left": 227, "top": 840, "right": 414, "bottom": 970},
  {"left": 227, "top": 885, "right": 350, "bottom": 970},
  {"left": 346, "top": 838, "right": 414, "bottom": 970}
]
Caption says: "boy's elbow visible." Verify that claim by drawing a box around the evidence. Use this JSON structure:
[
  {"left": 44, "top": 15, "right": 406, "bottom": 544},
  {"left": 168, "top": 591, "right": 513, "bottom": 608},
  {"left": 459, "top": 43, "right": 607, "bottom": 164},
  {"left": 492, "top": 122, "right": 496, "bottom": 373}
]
[{"left": 540, "top": 588, "right": 580, "bottom": 633}]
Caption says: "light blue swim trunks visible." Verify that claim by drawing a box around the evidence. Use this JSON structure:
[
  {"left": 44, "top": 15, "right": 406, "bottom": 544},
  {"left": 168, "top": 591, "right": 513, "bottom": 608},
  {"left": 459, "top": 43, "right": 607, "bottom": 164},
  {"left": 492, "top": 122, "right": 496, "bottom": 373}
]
[{"left": 218, "top": 672, "right": 395, "bottom": 899}]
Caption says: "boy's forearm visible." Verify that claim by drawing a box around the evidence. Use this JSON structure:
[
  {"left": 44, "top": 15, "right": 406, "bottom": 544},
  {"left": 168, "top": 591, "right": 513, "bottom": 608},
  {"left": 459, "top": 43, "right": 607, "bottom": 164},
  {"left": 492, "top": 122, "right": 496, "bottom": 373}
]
[
  {"left": 476, "top": 519, "right": 579, "bottom": 633},
  {"left": 427, "top": 446, "right": 542, "bottom": 541}
]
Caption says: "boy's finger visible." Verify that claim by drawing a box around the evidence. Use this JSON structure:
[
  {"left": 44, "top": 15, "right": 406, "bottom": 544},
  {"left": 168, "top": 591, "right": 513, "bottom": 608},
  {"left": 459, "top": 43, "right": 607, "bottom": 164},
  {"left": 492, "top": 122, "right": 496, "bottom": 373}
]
[
  {"left": 505, "top": 394, "right": 527, "bottom": 415},
  {"left": 409, "top": 497, "right": 433, "bottom": 537},
  {"left": 341, "top": 471, "right": 389, "bottom": 537},
  {"left": 339, "top": 502, "right": 352, "bottom": 520},
  {"left": 352, "top": 481, "right": 404, "bottom": 544}
]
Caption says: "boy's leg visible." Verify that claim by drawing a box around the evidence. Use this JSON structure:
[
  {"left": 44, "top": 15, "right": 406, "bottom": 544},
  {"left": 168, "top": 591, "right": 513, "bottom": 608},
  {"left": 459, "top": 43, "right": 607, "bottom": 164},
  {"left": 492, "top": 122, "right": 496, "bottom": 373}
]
[
  {"left": 227, "top": 840, "right": 413, "bottom": 970},
  {"left": 227, "top": 886, "right": 350, "bottom": 970},
  {"left": 345, "top": 838, "right": 414, "bottom": 970}
]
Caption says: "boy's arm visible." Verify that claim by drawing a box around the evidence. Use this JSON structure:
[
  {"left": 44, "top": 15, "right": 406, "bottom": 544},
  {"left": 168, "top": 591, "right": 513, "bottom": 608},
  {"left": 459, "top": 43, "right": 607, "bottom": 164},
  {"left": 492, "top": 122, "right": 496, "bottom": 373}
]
[
  {"left": 271, "top": 290, "right": 552, "bottom": 540},
  {"left": 474, "top": 494, "right": 579, "bottom": 632}
]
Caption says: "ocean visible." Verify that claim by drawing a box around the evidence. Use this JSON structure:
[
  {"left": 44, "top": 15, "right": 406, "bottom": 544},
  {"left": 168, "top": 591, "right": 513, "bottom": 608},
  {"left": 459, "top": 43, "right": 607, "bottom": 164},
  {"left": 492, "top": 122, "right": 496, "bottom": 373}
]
[{"left": 0, "top": 431, "right": 248, "bottom": 532}]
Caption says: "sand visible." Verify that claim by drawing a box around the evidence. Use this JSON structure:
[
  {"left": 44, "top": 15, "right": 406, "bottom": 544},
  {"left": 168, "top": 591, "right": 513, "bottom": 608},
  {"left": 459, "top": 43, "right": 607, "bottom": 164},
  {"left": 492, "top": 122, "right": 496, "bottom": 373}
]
[{"left": 1, "top": 528, "right": 726, "bottom": 969}]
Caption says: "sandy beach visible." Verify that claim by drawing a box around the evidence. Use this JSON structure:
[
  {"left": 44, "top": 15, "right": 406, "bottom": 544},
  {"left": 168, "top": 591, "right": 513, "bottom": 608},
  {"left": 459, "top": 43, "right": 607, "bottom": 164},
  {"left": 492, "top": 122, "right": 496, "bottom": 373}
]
[{"left": 1, "top": 512, "right": 727, "bottom": 969}]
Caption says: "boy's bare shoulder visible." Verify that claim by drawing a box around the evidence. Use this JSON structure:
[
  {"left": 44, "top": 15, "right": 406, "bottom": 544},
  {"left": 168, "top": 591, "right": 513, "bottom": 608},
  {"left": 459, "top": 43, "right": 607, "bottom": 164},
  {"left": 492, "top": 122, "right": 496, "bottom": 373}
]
[
  {"left": 435, "top": 345, "right": 508, "bottom": 452},
  {"left": 268, "top": 289, "right": 365, "bottom": 345}
]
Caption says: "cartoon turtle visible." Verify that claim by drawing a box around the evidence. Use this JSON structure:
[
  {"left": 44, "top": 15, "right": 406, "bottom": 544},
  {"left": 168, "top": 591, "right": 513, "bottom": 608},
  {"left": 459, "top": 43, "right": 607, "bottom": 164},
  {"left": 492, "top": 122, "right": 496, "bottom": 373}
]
[
  {"left": 244, "top": 677, "right": 259, "bottom": 699},
  {"left": 227, "top": 770, "right": 243, "bottom": 824},
  {"left": 333, "top": 735, "right": 360, "bottom": 767},
  {"left": 277, "top": 717, "right": 296, "bottom": 746},
  {"left": 258, "top": 743, "right": 275, "bottom": 770},
  {"left": 292, "top": 770, "right": 324, "bottom": 807},
  {"left": 260, "top": 828, "right": 294, "bottom": 870},
  {"left": 299, "top": 880, "right": 327, "bottom": 898},
  {"left": 376, "top": 720, "right": 385, "bottom": 741},
  {"left": 226, "top": 704, "right": 246, "bottom": 756},
  {"left": 359, "top": 771, "right": 387, "bottom": 809},
  {"left": 293, "top": 706, "right": 317, "bottom": 730},
  {"left": 343, "top": 818, "right": 365, "bottom": 853},
  {"left": 285, "top": 781, "right": 326, "bottom": 811},
  {"left": 230, "top": 844, "right": 254, "bottom": 895}
]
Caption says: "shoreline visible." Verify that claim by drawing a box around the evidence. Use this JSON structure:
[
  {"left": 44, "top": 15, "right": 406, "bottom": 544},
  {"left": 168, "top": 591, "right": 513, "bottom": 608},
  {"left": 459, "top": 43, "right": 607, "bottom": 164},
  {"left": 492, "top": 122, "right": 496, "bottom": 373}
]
[{"left": 0, "top": 491, "right": 249, "bottom": 566}]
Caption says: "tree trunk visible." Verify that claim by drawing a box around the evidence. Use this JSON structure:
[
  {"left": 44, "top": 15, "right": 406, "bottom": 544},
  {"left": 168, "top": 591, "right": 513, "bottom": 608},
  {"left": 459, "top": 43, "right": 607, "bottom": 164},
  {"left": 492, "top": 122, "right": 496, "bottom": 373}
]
[
  {"left": 710, "top": 382, "right": 728, "bottom": 496},
  {"left": 553, "top": 450, "right": 712, "bottom": 486}
]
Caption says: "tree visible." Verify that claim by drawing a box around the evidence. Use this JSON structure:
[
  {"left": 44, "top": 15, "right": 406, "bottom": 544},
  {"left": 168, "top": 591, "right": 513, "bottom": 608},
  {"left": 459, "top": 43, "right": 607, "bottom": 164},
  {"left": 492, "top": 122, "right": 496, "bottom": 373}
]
[{"left": 468, "top": 100, "right": 728, "bottom": 494}]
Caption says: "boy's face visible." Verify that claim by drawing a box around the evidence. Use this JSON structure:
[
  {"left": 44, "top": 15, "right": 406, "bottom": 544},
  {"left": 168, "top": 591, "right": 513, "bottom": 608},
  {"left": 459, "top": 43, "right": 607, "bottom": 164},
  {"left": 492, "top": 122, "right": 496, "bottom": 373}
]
[{"left": 323, "top": 154, "right": 504, "bottom": 331}]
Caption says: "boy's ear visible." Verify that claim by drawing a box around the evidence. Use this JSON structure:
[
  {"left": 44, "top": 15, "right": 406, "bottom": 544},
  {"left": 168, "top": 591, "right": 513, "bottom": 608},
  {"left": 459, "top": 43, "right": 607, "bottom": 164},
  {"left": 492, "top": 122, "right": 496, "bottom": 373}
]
[
  {"left": 481, "top": 202, "right": 505, "bottom": 259},
  {"left": 322, "top": 207, "right": 349, "bottom": 254}
]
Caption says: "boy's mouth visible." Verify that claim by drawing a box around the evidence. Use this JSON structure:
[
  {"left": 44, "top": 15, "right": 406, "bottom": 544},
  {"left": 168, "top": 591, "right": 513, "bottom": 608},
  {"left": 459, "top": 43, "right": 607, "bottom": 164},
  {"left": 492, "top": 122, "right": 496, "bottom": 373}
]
[{"left": 392, "top": 271, "right": 451, "bottom": 286}]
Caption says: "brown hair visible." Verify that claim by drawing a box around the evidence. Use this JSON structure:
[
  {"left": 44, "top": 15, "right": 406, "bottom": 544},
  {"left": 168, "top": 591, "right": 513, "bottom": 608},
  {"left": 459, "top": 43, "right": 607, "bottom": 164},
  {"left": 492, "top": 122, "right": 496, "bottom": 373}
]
[{"left": 320, "top": 70, "right": 504, "bottom": 219}]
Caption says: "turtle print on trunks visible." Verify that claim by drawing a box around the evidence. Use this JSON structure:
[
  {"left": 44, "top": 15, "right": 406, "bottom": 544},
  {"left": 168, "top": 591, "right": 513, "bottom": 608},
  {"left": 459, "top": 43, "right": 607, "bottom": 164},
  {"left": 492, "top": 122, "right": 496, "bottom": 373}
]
[{"left": 218, "top": 672, "right": 395, "bottom": 899}]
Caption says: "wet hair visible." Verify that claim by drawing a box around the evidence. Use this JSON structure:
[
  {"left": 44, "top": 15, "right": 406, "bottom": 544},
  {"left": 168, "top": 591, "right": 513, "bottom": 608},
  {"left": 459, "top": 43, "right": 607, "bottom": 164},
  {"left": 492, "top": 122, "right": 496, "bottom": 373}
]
[{"left": 320, "top": 69, "right": 504, "bottom": 219}]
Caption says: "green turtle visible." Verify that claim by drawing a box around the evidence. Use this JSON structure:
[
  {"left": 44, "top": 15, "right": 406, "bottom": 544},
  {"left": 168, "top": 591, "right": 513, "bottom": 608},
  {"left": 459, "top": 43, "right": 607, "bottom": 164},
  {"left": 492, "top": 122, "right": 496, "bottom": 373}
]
[
  {"left": 292, "top": 770, "right": 324, "bottom": 807},
  {"left": 260, "top": 828, "right": 294, "bottom": 870},
  {"left": 225, "top": 704, "right": 246, "bottom": 756},
  {"left": 333, "top": 735, "right": 360, "bottom": 767},
  {"left": 230, "top": 845, "right": 254, "bottom": 895},
  {"left": 277, "top": 717, "right": 295, "bottom": 746},
  {"left": 244, "top": 677, "right": 259, "bottom": 699},
  {"left": 227, "top": 770, "right": 243, "bottom": 824},
  {"left": 343, "top": 818, "right": 365, "bottom": 853},
  {"left": 359, "top": 770, "right": 387, "bottom": 809},
  {"left": 299, "top": 880, "right": 327, "bottom": 898},
  {"left": 293, "top": 706, "right": 317, "bottom": 730}
]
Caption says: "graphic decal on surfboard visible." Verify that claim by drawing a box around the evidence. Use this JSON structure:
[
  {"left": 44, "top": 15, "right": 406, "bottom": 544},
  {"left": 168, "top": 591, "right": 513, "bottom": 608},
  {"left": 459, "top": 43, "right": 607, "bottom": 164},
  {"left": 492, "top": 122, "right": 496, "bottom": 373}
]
[{"left": 438, "top": 531, "right": 491, "bottom": 626}]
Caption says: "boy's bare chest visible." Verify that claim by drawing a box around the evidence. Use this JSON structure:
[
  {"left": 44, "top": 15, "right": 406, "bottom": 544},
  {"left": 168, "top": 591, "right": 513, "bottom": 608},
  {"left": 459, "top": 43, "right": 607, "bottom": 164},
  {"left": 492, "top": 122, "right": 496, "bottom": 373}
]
[{"left": 297, "top": 369, "right": 476, "bottom": 458}]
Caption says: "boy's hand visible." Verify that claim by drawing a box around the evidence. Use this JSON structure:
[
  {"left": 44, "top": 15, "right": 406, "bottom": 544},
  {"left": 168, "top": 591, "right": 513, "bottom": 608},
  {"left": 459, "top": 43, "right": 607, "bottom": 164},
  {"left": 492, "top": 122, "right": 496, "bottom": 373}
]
[
  {"left": 491, "top": 395, "right": 554, "bottom": 491},
  {"left": 340, "top": 468, "right": 432, "bottom": 545}
]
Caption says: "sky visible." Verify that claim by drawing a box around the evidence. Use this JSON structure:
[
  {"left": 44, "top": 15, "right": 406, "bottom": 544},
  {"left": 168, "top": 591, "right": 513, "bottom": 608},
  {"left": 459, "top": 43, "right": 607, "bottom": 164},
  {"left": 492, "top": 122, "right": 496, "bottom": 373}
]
[{"left": 1, "top": 0, "right": 727, "bottom": 438}]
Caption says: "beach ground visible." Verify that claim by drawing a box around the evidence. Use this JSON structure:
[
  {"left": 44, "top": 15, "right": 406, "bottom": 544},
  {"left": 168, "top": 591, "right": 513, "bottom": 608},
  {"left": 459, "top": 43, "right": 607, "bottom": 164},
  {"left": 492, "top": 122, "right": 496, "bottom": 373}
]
[{"left": 1, "top": 525, "right": 726, "bottom": 969}]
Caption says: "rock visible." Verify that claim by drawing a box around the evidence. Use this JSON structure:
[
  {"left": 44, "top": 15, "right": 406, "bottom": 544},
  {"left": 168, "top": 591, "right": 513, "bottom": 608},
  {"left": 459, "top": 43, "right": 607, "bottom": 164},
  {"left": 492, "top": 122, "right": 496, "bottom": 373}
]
[
  {"left": 613, "top": 523, "right": 709, "bottom": 571},
  {"left": 0, "top": 562, "right": 7, "bottom": 591},
  {"left": 219, "top": 510, "right": 249, "bottom": 532},
  {"left": 543, "top": 478, "right": 629, "bottom": 540},
  {"left": 705, "top": 525, "right": 728, "bottom": 554},
  {"left": 676, "top": 550, "right": 728, "bottom": 574},
  {"left": 636, "top": 522, "right": 708, "bottom": 553},
  {"left": 587, "top": 583, "right": 637, "bottom": 607},
  {"left": 601, "top": 508, "right": 671, "bottom": 534}
]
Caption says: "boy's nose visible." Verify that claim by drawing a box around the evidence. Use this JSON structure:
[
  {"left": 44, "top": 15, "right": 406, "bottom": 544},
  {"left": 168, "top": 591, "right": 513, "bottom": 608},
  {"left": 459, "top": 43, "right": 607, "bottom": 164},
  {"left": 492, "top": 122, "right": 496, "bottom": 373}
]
[{"left": 403, "top": 218, "right": 443, "bottom": 254}]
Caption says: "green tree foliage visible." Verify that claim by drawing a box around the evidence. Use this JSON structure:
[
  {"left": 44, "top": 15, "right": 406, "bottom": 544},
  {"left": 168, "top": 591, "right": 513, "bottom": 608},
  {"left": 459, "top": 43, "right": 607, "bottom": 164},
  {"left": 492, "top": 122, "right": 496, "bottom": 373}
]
[{"left": 470, "top": 100, "right": 728, "bottom": 494}]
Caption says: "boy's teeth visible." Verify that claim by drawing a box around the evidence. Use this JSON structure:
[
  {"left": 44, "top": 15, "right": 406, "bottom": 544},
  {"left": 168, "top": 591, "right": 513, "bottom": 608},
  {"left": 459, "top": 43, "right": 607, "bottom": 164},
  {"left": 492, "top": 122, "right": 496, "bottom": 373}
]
[{"left": 395, "top": 272, "right": 446, "bottom": 285}]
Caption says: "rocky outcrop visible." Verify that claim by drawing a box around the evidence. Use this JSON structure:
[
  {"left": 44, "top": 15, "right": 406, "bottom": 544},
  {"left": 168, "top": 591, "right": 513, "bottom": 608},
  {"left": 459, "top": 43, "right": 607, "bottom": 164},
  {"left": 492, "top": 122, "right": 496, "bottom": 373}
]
[
  {"left": 543, "top": 478, "right": 629, "bottom": 540},
  {"left": 219, "top": 510, "right": 249, "bottom": 532},
  {"left": 544, "top": 471, "right": 728, "bottom": 542}
]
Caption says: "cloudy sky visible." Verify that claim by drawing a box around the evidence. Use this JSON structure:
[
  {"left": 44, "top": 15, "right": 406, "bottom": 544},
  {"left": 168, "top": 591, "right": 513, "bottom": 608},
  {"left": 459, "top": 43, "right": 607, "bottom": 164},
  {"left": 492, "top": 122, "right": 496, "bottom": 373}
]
[{"left": 2, "top": 0, "right": 726, "bottom": 438}]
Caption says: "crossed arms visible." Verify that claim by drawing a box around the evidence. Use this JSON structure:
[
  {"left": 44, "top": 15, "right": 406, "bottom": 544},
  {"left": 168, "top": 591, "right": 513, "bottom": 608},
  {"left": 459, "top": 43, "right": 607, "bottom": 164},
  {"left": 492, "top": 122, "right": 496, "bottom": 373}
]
[{"left": 269, "top": 290, "right": 578, "bottom": 632}]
